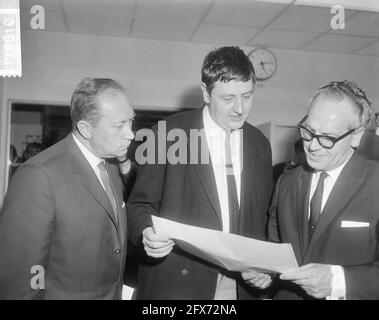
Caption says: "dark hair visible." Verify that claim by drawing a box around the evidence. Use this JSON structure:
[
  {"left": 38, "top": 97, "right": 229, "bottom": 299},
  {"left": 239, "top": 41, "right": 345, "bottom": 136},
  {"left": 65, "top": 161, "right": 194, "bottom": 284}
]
[
  {"left": 22, "top": 142, "right": 42, "bottom": 161},
  {"left": 70, "top": 77, "right": 125, "bottom": 128},
  {"left": 201, "top": 46, "right": 256, "bottom": 94},
  {"left": 310, "top": 80, "right": 373, "bottom": 128}
]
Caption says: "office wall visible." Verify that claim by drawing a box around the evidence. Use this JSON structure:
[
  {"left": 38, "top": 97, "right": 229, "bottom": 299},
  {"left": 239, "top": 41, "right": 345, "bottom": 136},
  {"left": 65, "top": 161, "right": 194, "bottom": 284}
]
[
  {"left": 1, "top": 29, "right": 379, "bottom": 202},
  {"left": 2, "top": 29, "right": 379, "bottom": 120}
]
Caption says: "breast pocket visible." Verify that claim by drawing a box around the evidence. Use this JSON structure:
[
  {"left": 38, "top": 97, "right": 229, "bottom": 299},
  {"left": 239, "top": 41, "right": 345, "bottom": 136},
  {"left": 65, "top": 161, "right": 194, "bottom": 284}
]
[{"left": 332, "top": 226, "right": 374, "bottom": 264}]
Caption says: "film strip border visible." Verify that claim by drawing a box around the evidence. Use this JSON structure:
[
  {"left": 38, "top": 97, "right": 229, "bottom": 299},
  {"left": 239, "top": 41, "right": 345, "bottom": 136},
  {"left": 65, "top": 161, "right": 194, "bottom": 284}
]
[{"left": 0, "top": 0, "right": 21, "bottom": 77}]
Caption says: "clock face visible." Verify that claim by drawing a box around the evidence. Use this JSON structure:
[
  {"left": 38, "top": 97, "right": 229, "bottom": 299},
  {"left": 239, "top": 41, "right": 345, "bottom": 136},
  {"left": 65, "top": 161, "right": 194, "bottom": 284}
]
[{"left": 248, "top": 48, "right": 277, "bottom": 81}]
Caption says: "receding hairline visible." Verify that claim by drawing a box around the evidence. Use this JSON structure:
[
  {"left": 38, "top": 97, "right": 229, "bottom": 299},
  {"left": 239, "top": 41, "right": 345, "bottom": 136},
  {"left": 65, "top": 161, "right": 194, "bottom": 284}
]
[
  {"left": 94, "top": 88, "right": 133, "bottom": 114},
  {"left": 309, "top": 93, "right": 362, "bottom": 128}
]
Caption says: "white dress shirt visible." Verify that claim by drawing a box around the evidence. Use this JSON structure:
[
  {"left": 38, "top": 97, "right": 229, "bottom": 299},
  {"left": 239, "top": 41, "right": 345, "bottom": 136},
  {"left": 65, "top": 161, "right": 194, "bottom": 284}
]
[
  {"left": 203, "top": 106, "right": 241, "bottom": 300},
  {"left": 308, "top": 150, "right": 353, "bottom": 300},
  {"left": 72, "top": 133, "right": 106, "bottom": 190}
]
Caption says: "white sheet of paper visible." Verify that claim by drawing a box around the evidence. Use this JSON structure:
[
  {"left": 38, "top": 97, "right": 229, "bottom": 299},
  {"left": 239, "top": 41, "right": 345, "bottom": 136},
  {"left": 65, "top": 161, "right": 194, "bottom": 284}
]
[{"left": 152, "top": 216, "right": 298, "bottom": 274}]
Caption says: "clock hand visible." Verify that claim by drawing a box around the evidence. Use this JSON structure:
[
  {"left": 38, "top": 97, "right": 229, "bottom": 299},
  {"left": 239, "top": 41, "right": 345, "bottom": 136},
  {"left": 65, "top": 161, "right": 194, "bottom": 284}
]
[{"left": 260, "top": 61, "right": 267, "bottom": 72}]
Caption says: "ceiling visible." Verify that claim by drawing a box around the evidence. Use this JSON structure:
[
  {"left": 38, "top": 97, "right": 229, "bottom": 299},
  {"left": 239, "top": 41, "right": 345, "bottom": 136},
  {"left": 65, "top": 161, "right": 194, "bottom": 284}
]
[{"left": 19, "top": 0, "right": 379, "bottom": 57}]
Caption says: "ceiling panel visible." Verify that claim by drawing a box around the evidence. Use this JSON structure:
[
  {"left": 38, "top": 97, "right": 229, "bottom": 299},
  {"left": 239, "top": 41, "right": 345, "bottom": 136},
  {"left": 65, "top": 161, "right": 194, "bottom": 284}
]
[
  {"left": 20, "top": 0, "right": 62, "bottom": 12},
  {"left": 205, "top": 0, "right": 287, "bottom": 27},
  {"left": 16, "top": 0, "right": 379, "bottom": 57},
  {"left": 132, "top": 19, "right": 198, "bottom": 41},
  {"left": 303, "top": 34, "right": 377, "bottom": 53},
  {"left": 62, "top": 0, "right": 135, "bottom": 18},
  {"left": 269, "top": 5, "right": 355, "bottom": 32},
  {"left": 330, "top": 12, "right": 379, "bottom": 37},
  {"left": 354, "top": 40, "right": 379, "bottom": 56},
  {"left": 250, "top": 29, "right": 320, "bottom": 49},
  {"left": 192, "top": 24, "right": 260, "bottom": 45},
  {"left": 134, "top": 0, "right": 212, "bottom": 22},
  {"left": 253, "top": 0, "right": 292, "bottom": 3},
  {"left": 66, "top": 13, "right": 132, "bottom": 37},
  {"left": 295, "top": 0, "right": 379, "bottom": 12}
]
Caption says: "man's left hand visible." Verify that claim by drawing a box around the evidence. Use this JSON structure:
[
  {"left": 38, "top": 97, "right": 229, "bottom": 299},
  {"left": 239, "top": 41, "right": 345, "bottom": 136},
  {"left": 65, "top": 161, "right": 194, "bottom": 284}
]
[
  {"left": 241, "top": 269, "right": 273, "bottom": 289},
  {"left": 280, "top": 263, "right": 332, "bottom": 299},
  {"left": 117, "top": 155, "right": 131, "bottom": 174}
]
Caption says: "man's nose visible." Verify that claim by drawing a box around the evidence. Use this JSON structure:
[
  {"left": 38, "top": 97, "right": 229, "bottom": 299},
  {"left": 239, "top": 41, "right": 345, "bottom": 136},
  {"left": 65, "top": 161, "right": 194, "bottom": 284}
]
[
  {"left": 308, "top": 136, "right": 322, "bottom": 151},
  {"left": 233, "top": 98, "right": 243, "bottom": 114},
  {"left": 123, "top": 125, "right": 135, "bottom": 140}
]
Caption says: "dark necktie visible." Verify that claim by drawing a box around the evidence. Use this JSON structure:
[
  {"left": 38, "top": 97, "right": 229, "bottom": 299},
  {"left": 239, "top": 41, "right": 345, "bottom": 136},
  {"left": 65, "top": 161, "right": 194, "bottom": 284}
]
[
  {"left": 98, "top": 161, "right": 118, "bottom": 223},
  {"left": 308, "top": 171, "right": 328, "bottom": 240},
  {"left": 225, "top": 130, "right": 240, "bottom": 234}
]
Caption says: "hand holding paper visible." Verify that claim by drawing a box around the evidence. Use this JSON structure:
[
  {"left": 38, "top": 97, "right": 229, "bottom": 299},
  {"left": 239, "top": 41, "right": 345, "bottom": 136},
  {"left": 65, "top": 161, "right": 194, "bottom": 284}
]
[
  {"left": 142, "top": 227, "right": 175, "bottom": 258},
  {"left": 241, "top": 270, "right": 273, "bottom": 289},
  {"left": 151, "top": 216, "right": 298, "bottom": 274},
  {"left": 280, "top": 263, "right": 333, "bottom": 299}
]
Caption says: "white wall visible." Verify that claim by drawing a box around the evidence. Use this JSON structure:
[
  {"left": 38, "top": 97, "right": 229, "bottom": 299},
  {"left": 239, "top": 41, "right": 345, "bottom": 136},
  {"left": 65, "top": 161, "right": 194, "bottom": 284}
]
[
  {"left": 1, "top": 29, "right": 379, "bottom": 202},
  {"left": 3, "top": 29, "right": 379, "bottom": 118}
]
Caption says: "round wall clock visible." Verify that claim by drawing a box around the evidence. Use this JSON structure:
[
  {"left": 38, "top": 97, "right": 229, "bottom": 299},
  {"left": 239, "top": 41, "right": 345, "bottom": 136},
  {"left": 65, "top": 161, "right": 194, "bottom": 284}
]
[{"left": 248, "top": 47, "right": 277, "bottom": 81}]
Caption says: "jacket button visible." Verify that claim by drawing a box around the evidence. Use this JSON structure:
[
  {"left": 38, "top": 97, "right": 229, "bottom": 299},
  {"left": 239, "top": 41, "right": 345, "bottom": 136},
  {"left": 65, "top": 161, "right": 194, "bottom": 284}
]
[
  {"left": 181, "top": 269, "right": 189, "bottom": 276},
  {"left": 114, "top": 248, "right": 121, "bottom": 254}
]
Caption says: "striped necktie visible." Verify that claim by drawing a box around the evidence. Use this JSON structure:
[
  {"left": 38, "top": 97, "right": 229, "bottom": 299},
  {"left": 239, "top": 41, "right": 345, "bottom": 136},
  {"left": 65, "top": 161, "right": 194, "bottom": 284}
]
[
  {"left": 98, "top": 161, "right": 118, "bottom": 223},
  {"left": 308, "top": 171, "right": 328, "bottom": 241}
]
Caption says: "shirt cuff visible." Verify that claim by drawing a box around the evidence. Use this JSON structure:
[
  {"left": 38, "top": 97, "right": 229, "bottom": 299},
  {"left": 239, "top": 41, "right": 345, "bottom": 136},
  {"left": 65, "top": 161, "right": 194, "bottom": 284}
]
[{"left": 326, "top": 265, "right": 346, "bottom": 300}]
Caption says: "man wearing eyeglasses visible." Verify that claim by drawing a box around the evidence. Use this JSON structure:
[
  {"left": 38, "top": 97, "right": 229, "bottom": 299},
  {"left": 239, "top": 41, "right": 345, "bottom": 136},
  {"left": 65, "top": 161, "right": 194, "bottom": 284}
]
[{"left": 266, "top": 80, "right": 379, "bottom": 300}]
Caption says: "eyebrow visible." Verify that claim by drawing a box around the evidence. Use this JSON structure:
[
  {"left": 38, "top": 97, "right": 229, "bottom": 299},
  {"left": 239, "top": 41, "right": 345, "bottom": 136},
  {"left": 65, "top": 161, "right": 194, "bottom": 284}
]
[
  {"left": 221, "top": 90, "right": 254, "bottom": 97},
  {"left": 303, "top": 123, "right": 340, "bottom": 137}
]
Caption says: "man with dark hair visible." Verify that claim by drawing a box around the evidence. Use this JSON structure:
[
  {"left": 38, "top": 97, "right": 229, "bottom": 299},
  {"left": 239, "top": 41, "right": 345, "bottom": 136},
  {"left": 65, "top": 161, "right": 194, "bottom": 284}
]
[
  {"left": 21, "top": 142, "right": 43, "bottom": 162},
  {"left": 127, "top": 46, "right": 273, "bottom": 299},
  {"left": 267, "top": 80, "right": 379, "bottom": 299},
  {"left": 0, "top": 77, "right": 135, "bottom": 299}
]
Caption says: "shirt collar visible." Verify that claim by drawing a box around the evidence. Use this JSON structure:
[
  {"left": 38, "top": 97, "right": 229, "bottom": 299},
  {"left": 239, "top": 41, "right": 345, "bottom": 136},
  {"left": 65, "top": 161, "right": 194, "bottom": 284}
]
[
  {"left": 202, "top": 106, "right": 242, "bottom": 138},
  {"left": 72, "top": 133, "right": 103, "bottom": 169},
  {"left": 203, "top": 106, "right": 225, "bottom": 136}
]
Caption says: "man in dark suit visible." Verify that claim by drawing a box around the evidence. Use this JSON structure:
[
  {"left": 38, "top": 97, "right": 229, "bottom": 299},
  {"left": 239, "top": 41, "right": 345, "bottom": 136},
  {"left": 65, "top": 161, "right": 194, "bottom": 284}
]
[
  {"left": 267, "top": 81, "right": 379, "bottom": 299},
  {"left": 0, "top": 77, "right": 135, "bottom": 299},
  {"left": 127, "top": 46, "right": 273, "bottom": 300}
]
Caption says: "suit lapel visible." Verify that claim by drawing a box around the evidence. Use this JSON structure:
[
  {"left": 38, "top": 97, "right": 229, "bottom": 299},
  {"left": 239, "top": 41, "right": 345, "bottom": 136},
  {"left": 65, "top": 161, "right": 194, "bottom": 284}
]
[
  {"left": 305, "top": 152, "right": 365, "bottom": 259},
  {"left": 240, "top": 125, "right": 254, "bottom": 232},
  {"left": 296, "top": 167, "right": 313, "bottom": 258},
  {"left": 194, "top": 161, "right": 223, "bottom": 227},
  {"left": 183, "top": 109, "right": 223, "bottom": 227},
  {"left": 66, "top": 135, "right": 119, "bottom": 229}
]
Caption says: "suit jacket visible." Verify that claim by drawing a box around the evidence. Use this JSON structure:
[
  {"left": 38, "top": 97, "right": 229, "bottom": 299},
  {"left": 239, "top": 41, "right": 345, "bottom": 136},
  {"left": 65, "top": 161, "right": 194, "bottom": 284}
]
[
  {"left": 268, "top": 152, "right": 379, "bottom": 300},
  {"left": 0, "top": 134, "right": 127, "bottom": 299},
  {"left": 127, "top": 108, "right": 273, "bottom": 300}
]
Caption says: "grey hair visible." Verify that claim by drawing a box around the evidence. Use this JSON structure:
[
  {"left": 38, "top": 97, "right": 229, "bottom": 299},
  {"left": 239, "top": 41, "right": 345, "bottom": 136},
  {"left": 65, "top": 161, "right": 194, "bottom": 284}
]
[{"left": 70, "top": 77, "right": 125, "bottom": 128}]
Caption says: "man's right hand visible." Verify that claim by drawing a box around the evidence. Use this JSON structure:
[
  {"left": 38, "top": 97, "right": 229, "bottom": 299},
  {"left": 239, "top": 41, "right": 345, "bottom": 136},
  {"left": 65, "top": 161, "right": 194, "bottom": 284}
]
[{"left": 142, "top": 227, "right": 175, "bottom": 258}]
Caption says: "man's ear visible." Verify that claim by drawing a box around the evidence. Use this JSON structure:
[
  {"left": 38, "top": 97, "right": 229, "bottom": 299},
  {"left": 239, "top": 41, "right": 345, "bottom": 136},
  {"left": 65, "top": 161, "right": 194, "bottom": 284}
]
[
  {"left": 200, "top": 82, "right": 210, "bottom": 105},
  {"left": 76, "top": 120, "right": 92, "bottom": 140},
  {"left": 351, "top": 128, "right": 365, "bottom": 148}
]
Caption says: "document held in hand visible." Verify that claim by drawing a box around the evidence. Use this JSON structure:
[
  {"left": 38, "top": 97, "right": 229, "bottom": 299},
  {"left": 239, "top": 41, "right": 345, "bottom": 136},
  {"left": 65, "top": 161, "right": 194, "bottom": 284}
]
[{"left": 152, "top": 216, "right": 298, "bottom": 274}]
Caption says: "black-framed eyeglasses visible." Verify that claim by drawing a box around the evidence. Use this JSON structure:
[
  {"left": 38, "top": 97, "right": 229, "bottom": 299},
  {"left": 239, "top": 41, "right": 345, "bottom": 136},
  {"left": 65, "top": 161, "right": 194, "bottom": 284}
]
[{"left": 297, "top": 116, "right": 357, "bottom": 149}]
